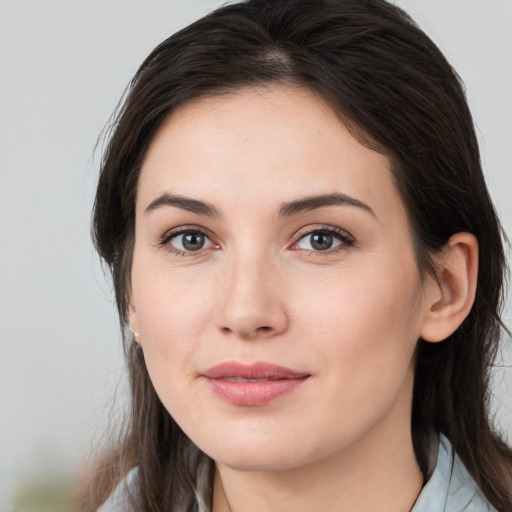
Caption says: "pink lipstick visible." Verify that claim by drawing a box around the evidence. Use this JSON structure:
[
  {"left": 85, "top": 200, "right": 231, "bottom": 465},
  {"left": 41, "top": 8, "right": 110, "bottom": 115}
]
[{"left": 201, "top": 362, "right": 310, "bottom": 406}]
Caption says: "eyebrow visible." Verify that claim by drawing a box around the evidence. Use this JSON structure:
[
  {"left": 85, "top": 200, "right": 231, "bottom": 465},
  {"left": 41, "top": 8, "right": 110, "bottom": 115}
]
[
  {"left": 144, "top": 192, "right": 375, "bottom": 218},
  {"left": 278, "top": 193, "right": 376, "bottom": 218},
  {"left": 144, "top": 194, "right": 219, "bottom": 217}
]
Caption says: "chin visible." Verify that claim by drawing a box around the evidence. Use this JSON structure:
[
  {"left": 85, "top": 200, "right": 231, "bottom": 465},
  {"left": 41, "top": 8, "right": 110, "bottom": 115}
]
[
  {"left": 214, "top": 451, "right": 301, "bottom": 472},
  {"left": 195, "top": 434, "right": 318, "bottom": 472}
]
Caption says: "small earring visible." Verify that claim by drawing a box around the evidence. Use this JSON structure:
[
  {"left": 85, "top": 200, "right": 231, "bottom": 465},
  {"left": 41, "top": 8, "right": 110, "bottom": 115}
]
[{"left": 132, "top": 331, "right": 141, "bottom": 347}]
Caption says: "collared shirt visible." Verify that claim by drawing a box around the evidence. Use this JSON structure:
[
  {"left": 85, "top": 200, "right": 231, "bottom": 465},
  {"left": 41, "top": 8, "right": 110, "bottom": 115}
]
[
  {"left": 412, "top": 434, "right": 495, "bottom": 511},
  {"left": 98, "top": 434, "right": 496, "bottom": 512}
]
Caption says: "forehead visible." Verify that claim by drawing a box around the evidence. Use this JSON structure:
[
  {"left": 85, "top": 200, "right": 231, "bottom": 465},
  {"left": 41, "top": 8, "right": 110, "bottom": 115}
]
[{"left": 138, "top": 86, "right": 404, "bottom": 222}]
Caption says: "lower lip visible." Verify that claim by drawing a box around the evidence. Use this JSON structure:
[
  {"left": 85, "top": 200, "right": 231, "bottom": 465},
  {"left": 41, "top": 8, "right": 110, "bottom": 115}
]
[{"left": 204, "top": 377, "right": 309, "bottom": 406}]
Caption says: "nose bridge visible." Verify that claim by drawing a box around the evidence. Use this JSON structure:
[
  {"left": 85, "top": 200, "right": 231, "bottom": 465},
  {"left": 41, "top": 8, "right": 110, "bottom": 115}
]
[{"left": 216, "top": 243, "right": 288, "bottom": 340}]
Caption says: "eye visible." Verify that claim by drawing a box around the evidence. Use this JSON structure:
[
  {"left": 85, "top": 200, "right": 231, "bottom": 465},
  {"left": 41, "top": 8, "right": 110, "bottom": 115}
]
[
  {"left": 160, "top": 228, "right": 216, "bottom": 255},
  {"left": 292, "top": 226, "right": 354, "bottom": 253},
  {"left": 296, "top": 231, "right": 342, "bottom": 251}
]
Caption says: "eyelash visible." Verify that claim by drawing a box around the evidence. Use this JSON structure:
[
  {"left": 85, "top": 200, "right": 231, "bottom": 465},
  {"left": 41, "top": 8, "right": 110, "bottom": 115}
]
[
  {"left": 157, "top": 225, "right": 355, "bottom": 257},
  {"left": 292, "top": 225, "right": 355, "bottom": 256},
  {"left": 158, "top": 226, "right": 217, "bottom": 257}
]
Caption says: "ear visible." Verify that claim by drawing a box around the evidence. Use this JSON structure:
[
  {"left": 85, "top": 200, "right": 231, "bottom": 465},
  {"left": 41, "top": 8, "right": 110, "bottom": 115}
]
[{"left": 420, "top": 232, "right": 478, "bottom": 343}]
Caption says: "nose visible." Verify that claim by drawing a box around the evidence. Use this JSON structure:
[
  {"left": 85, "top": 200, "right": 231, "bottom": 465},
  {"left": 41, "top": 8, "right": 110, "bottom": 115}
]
[{"left": 215, "top": 253, "right": 289, "bottom": 341}]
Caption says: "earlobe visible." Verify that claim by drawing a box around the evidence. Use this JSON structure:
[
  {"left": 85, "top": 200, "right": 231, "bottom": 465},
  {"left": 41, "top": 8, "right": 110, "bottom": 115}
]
[
  {"left": 420, "top": 233, "right": 478, "bottom": 343},
  {"left": 128, "top": 301, "right": 141, "bottom": 345}
]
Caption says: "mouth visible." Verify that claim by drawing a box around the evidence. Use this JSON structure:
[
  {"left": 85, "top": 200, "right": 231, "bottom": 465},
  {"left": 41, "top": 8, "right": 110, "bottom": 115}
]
[
  {"left": 200, "top": 361, "right": 310, "bottom": 406},
  {"left": 221, "top": 376, "right": 282, "bottom": 382}
]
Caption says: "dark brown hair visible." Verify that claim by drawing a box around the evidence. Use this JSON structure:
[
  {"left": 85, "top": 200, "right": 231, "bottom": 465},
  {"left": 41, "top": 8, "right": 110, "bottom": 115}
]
[{"left": 83, "top": 0, "right": 511, "bottom": 510}]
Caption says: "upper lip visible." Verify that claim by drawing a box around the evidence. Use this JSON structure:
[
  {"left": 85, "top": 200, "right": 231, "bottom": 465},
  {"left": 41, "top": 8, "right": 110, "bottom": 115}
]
[{"left": 201, "top": 361, "right": 309, "bottom": 380}]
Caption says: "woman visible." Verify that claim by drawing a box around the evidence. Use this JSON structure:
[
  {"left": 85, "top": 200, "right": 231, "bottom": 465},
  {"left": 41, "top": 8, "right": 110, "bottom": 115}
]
[{"left": 82, "top": 0, "right": 511, "bottom": 510}]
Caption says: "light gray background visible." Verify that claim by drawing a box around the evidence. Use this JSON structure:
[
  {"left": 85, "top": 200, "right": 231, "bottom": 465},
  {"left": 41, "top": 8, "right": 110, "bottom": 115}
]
[{"left": 1, "top": 0, "right": 511, "bottom": 503}]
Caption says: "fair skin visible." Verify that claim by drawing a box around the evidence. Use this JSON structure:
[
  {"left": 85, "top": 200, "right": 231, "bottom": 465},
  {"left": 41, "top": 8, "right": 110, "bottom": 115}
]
[{"left": 129, "top": 86, "right": 478, "bottom": 512}]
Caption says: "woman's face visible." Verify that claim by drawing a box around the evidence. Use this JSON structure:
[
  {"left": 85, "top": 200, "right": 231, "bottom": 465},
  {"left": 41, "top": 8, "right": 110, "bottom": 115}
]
[{"left": 130, "top": 86, "right": 436, "bottom": 471}]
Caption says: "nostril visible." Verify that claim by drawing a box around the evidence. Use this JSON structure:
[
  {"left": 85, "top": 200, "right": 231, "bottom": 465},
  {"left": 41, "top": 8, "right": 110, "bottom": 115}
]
[{"left": 220, "top": 324, "right": 273, "bottom": 338}]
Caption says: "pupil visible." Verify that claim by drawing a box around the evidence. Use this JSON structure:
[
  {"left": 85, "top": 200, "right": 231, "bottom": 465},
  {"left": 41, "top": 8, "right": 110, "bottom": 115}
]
[
  {"left": 183, "top": 233, "right": 204, "bottom": 251},
  {"left": 311, "top": 233, "right": 333, "bottom": 250}
]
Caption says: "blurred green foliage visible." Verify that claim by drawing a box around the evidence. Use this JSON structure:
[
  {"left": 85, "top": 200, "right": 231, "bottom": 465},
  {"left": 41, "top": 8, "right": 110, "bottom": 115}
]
[{"left": 13, "top": 477, "right": 75, "bottom": 512}]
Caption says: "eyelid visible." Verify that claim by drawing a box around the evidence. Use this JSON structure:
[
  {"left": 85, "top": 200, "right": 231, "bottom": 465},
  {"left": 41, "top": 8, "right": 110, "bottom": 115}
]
[
  {"left": 289, "top": 224, "right": 355, "bottom": 252},
  {"left": 156, "top": 223, "right": 354, "bottom": 257},
  {"left": 157, "top": 225, "right": 220, "bottom": 256}
]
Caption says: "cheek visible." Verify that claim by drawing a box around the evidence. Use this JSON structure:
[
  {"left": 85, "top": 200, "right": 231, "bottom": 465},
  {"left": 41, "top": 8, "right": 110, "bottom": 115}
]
[
  {"left": 131, "top": 260, "right": 215, "bottom": 375},
  {"left": 291, "top": 259, "right": 423, "bottom": 372},
  {"left": 285, "top": 262, "right": 422, "bottom": 444},
  {"left": 131, "top": 275, "right": 210, "bottom": 421}
]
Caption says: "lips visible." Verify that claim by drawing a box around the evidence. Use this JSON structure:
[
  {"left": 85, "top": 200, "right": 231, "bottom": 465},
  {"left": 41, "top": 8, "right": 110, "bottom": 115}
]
[{"left": 201, "top": 362, "right": 310, "bottom": 406}]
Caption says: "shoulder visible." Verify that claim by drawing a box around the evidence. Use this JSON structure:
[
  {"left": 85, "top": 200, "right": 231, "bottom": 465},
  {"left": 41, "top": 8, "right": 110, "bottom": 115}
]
[
  {"left": 96, "top": 467, "right": 140, "bottom": 512},
  {"left": 95, "top": 457, "right": 211, "bottom": 512},
  {"left": 413, "top": 434, "right": 497, "bottom": 512}
]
